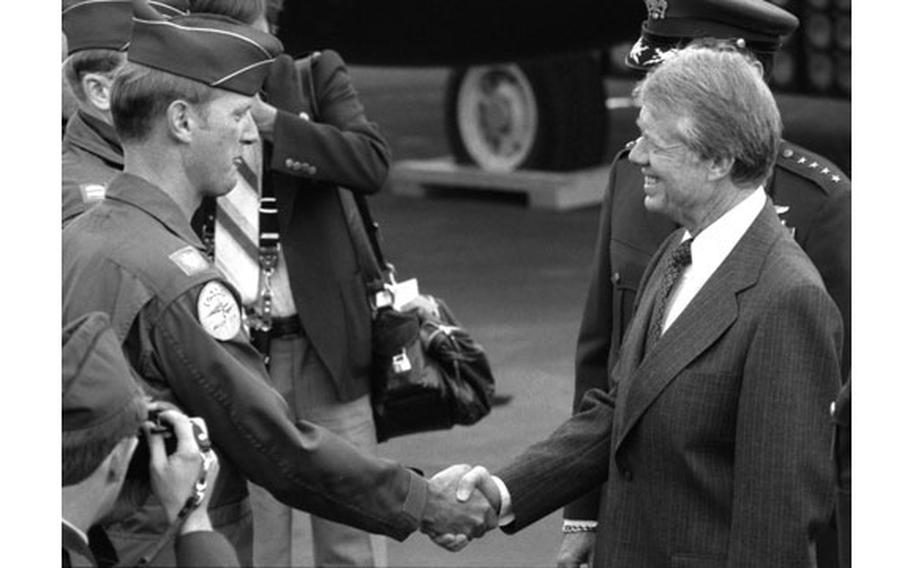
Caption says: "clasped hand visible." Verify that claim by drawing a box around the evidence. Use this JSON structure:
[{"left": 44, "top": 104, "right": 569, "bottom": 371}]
[{"left": 421, "top": 464, "right": 501, "bottom": 552}]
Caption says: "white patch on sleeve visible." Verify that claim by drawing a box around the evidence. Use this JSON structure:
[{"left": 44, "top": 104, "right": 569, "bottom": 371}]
[
  {"left": 79, "top": 183, "right": 107, "bottom": 203},
  {"left": 169, "top": 246, "right": 210, "bottom": 277},
  {"left": 197, "top": 281, "right": 242, "bottom": 341}
]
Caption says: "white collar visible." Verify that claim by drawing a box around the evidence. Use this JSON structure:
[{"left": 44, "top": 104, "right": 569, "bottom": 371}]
[{"left": 682, "top": 185, "right": 767, "bottom": 266}]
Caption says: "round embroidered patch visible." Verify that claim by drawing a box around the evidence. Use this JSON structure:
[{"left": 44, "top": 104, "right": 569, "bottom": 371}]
[{"left": 197, "top": 281, "right": 241, "bottom": 341}]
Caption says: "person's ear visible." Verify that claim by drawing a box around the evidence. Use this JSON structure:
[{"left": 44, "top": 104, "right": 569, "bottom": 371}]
[
  {"left": 706, "top": 155, "right": 735, "bottom": 182},
  {"left": 81, "top": 72, "right": 114, "bottom": 112},
  {"left": 166, "top": 100, "right": 197, "bottom": 143},
  {"left": 106, "top": 436, "right": 139, "bottom": 484}
]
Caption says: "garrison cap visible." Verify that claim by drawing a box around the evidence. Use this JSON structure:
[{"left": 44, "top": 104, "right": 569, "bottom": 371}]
[
  {"left": 626, "top": 0, "right": 800, "bottom": 70},
  {"left": 62, "top": 0, "right": 189, "bottom": 56},
  {"left": 127, "top": 2, "right": 283, "bottom": 96},
  {"left": 63, "top": 312, "right": 145, "bottom": 435}
]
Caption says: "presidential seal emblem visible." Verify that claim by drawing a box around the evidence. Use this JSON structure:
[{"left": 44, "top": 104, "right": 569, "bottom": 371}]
[{"left": 197, "top": 281, "right": 242, "bottom": 341}]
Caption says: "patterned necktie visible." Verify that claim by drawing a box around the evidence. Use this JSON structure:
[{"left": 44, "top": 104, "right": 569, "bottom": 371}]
[
  {"left": 214, "top": 142, "right": 263, "bottom": 306},
  {"left": 646, "top": 237, "right": 693, "bottom": 353},
  {"left": 212, "top": 141, "right": 297, "bottom": 320}
]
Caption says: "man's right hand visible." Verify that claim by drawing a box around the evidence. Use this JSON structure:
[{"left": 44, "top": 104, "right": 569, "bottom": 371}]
[
  {"left": 143, "top": 410, "right": 211, "bottom": 525},
  {"left": 556, "top": 531, "right": 596, "bottom": 568},
  {"left": 421, "top": 464, "right": 499, "bottom": 546}
]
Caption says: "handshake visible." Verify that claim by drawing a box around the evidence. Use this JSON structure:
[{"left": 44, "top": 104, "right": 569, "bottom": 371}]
[{"left": 420, "top": 464, "right": 502, "bottom": 552}]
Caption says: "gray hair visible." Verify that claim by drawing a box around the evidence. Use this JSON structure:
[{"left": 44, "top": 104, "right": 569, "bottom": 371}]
[{"left": 635, "top": 45, "right": 782, "bottom": 187}]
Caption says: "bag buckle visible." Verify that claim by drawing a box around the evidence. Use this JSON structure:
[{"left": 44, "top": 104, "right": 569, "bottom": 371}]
[{"left": 392, "top": 349, "right": 412, "bottom": 373}]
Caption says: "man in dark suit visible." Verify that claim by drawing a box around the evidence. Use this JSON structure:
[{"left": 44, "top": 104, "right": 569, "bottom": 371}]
[
  {"left": 441, "top": 44, "right": 842, "bottom": 567},
  {"left": 563, "top": 0, "right": 851, "bottom": 564},
  {"left": 185, "top": 0, "right": 394, "bottom": 564},
  {"left": 63, "top": 312, "right": 239, "bottom": 568}
]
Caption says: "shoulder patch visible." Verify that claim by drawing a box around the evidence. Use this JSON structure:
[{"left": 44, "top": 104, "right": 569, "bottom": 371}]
[
  {"left": 775, "top": 143, "right": 850, "bottom": 194},
  {"left": 79, "top": 183, "right": 107, "bottom": 203},
  {"left": 197, "top": 281, "right": 242, "bottom": 341},
  {"left": 169, "top": 246, "right": 210, "bottom": 277}
]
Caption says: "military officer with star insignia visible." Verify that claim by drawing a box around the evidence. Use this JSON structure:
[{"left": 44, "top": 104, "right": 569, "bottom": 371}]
[
  {"left": 62, "top": 5, "right": 496, "bottom": 566},
  {"left": 559, "top": 0, "right": 851, "bottom": 566}
]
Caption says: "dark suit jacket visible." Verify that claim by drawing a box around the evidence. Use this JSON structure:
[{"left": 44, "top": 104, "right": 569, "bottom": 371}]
[
  {"left": 833, "top": 377, "right": 851, "bottom": 568},
  {"left": 567, "top": 141, "right": 851, "bottom": 521},
  {"left": 267, "top": 50, "right": 391, "bottom": 401},
  {"left": 498, "top": 201, "right": 842, "bottom": 567}
]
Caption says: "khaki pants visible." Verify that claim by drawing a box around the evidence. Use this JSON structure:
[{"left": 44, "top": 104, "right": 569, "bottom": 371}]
[{"left": 250, "top": 334, "right": 386, "bottom": 567}]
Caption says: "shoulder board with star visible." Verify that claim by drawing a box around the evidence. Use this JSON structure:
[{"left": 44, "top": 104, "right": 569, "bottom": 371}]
[{"left": 774, "top": 141, "right": 851, "bottom": 195}]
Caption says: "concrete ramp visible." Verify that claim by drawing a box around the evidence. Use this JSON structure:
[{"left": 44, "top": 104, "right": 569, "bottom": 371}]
[{"left": 389, "top": 157, "right": 609, "bottom": 210}]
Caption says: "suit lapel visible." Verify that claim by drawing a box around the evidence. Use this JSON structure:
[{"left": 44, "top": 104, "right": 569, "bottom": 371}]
[
  {"left": 618, "top": 231, "right": 681, "bottom": 373},
  {"left": 614, "top": 200, "right": 783, "bottom": 451}
]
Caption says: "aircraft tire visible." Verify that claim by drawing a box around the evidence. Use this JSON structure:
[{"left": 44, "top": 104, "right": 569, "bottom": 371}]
[{"left": 445, "top": 52, "right": 607, "bottom": 172}]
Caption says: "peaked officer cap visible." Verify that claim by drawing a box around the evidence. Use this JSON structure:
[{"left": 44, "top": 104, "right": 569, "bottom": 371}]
[
  {"left": 627, "top": 0, "right": 800, "bottom": 70},
  {"left": 63, "top": 312, "right": 145, "bottom": 436},
  {"left": 127, "top": 0, "right": 284, "bottom": 96},
  {"left": 62, "top": 0, "right": 189, "bottom": 56}
]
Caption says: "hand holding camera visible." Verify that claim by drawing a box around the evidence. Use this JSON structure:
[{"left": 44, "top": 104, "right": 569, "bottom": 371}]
[{"left": 141, "top": 407, "right": 219, "bottom": 529}]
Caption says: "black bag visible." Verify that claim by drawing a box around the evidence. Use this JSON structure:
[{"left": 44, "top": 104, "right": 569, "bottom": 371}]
[
  {"left": 355, "top": 211, "right": 497, "bottom": 441},
  {"left": 298, "top": 54, "right": 495, "bottom": 441},
  {"left": 371, "top": 297, "right": 495, "bottom": 442}
]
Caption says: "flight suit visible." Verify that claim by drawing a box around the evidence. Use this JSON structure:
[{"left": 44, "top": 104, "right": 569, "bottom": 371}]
[{"left": 62, "top": 173, "right": 427, "bottom": 566}]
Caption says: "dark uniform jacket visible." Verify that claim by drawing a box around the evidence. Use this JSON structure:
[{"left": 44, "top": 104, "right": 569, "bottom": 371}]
[
  {"left": 266, "top": 50, "right": 390, "bottom": 401},
  {"left": 62, "top": 522, "right": 240, "bottom": 567},
  {"left": 833, "top": 377, "right": 851, "bottom": 568},
  {"left": 499, "top": 202, "right": 842, "bottom": 567},
  {"left": 566, "top": 141, "right": 851, "bottom": 521},
  {"left": 62, "top": 111, "right": 123, "bottom": 226},
  {"left": 62, "top": 174, "right": 426, "bottom": 563}
]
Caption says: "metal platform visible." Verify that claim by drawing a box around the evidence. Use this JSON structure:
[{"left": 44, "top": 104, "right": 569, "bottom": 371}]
[{"left": 389, "top": 157, "right": 609, "bottom": 210}]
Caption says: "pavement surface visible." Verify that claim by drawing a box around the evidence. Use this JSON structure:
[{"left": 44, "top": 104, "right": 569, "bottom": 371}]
[{"left": 286, "top": 66, "right": 850, "bottom": 567}]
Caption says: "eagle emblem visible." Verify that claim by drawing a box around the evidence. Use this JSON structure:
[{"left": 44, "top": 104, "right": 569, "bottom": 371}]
[{"left": 774, "top": 204, "right": 796, "bottom": 238}]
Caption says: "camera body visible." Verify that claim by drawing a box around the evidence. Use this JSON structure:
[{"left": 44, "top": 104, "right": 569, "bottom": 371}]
[{"left": 126, "top": 409, "right": 210, "bottom": 480}]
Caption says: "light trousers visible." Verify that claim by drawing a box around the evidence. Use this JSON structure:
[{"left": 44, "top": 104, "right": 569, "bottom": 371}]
[{"left": 250, "top": 334, "right": 387, "bottom": 567}]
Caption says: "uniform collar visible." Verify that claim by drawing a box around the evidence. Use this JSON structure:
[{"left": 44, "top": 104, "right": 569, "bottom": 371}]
[
  {"left": 63, "top": 110, "right": 125, "bottom": 168},
  {"left": 105, "top": 173, "right": 206, "bottom": 250},
  {"left": 62, "top": 521, "right": 94, "bottom": 566}
]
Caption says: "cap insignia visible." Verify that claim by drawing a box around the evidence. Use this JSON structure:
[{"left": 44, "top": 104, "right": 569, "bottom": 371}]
[{"left": 645, "top": 0, "right": 669, "bottom": 19}]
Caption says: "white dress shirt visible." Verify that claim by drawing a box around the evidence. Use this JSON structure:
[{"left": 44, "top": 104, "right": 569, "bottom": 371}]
[{"left": 661, "top": 186, "right": 767, "bottom": 334}]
